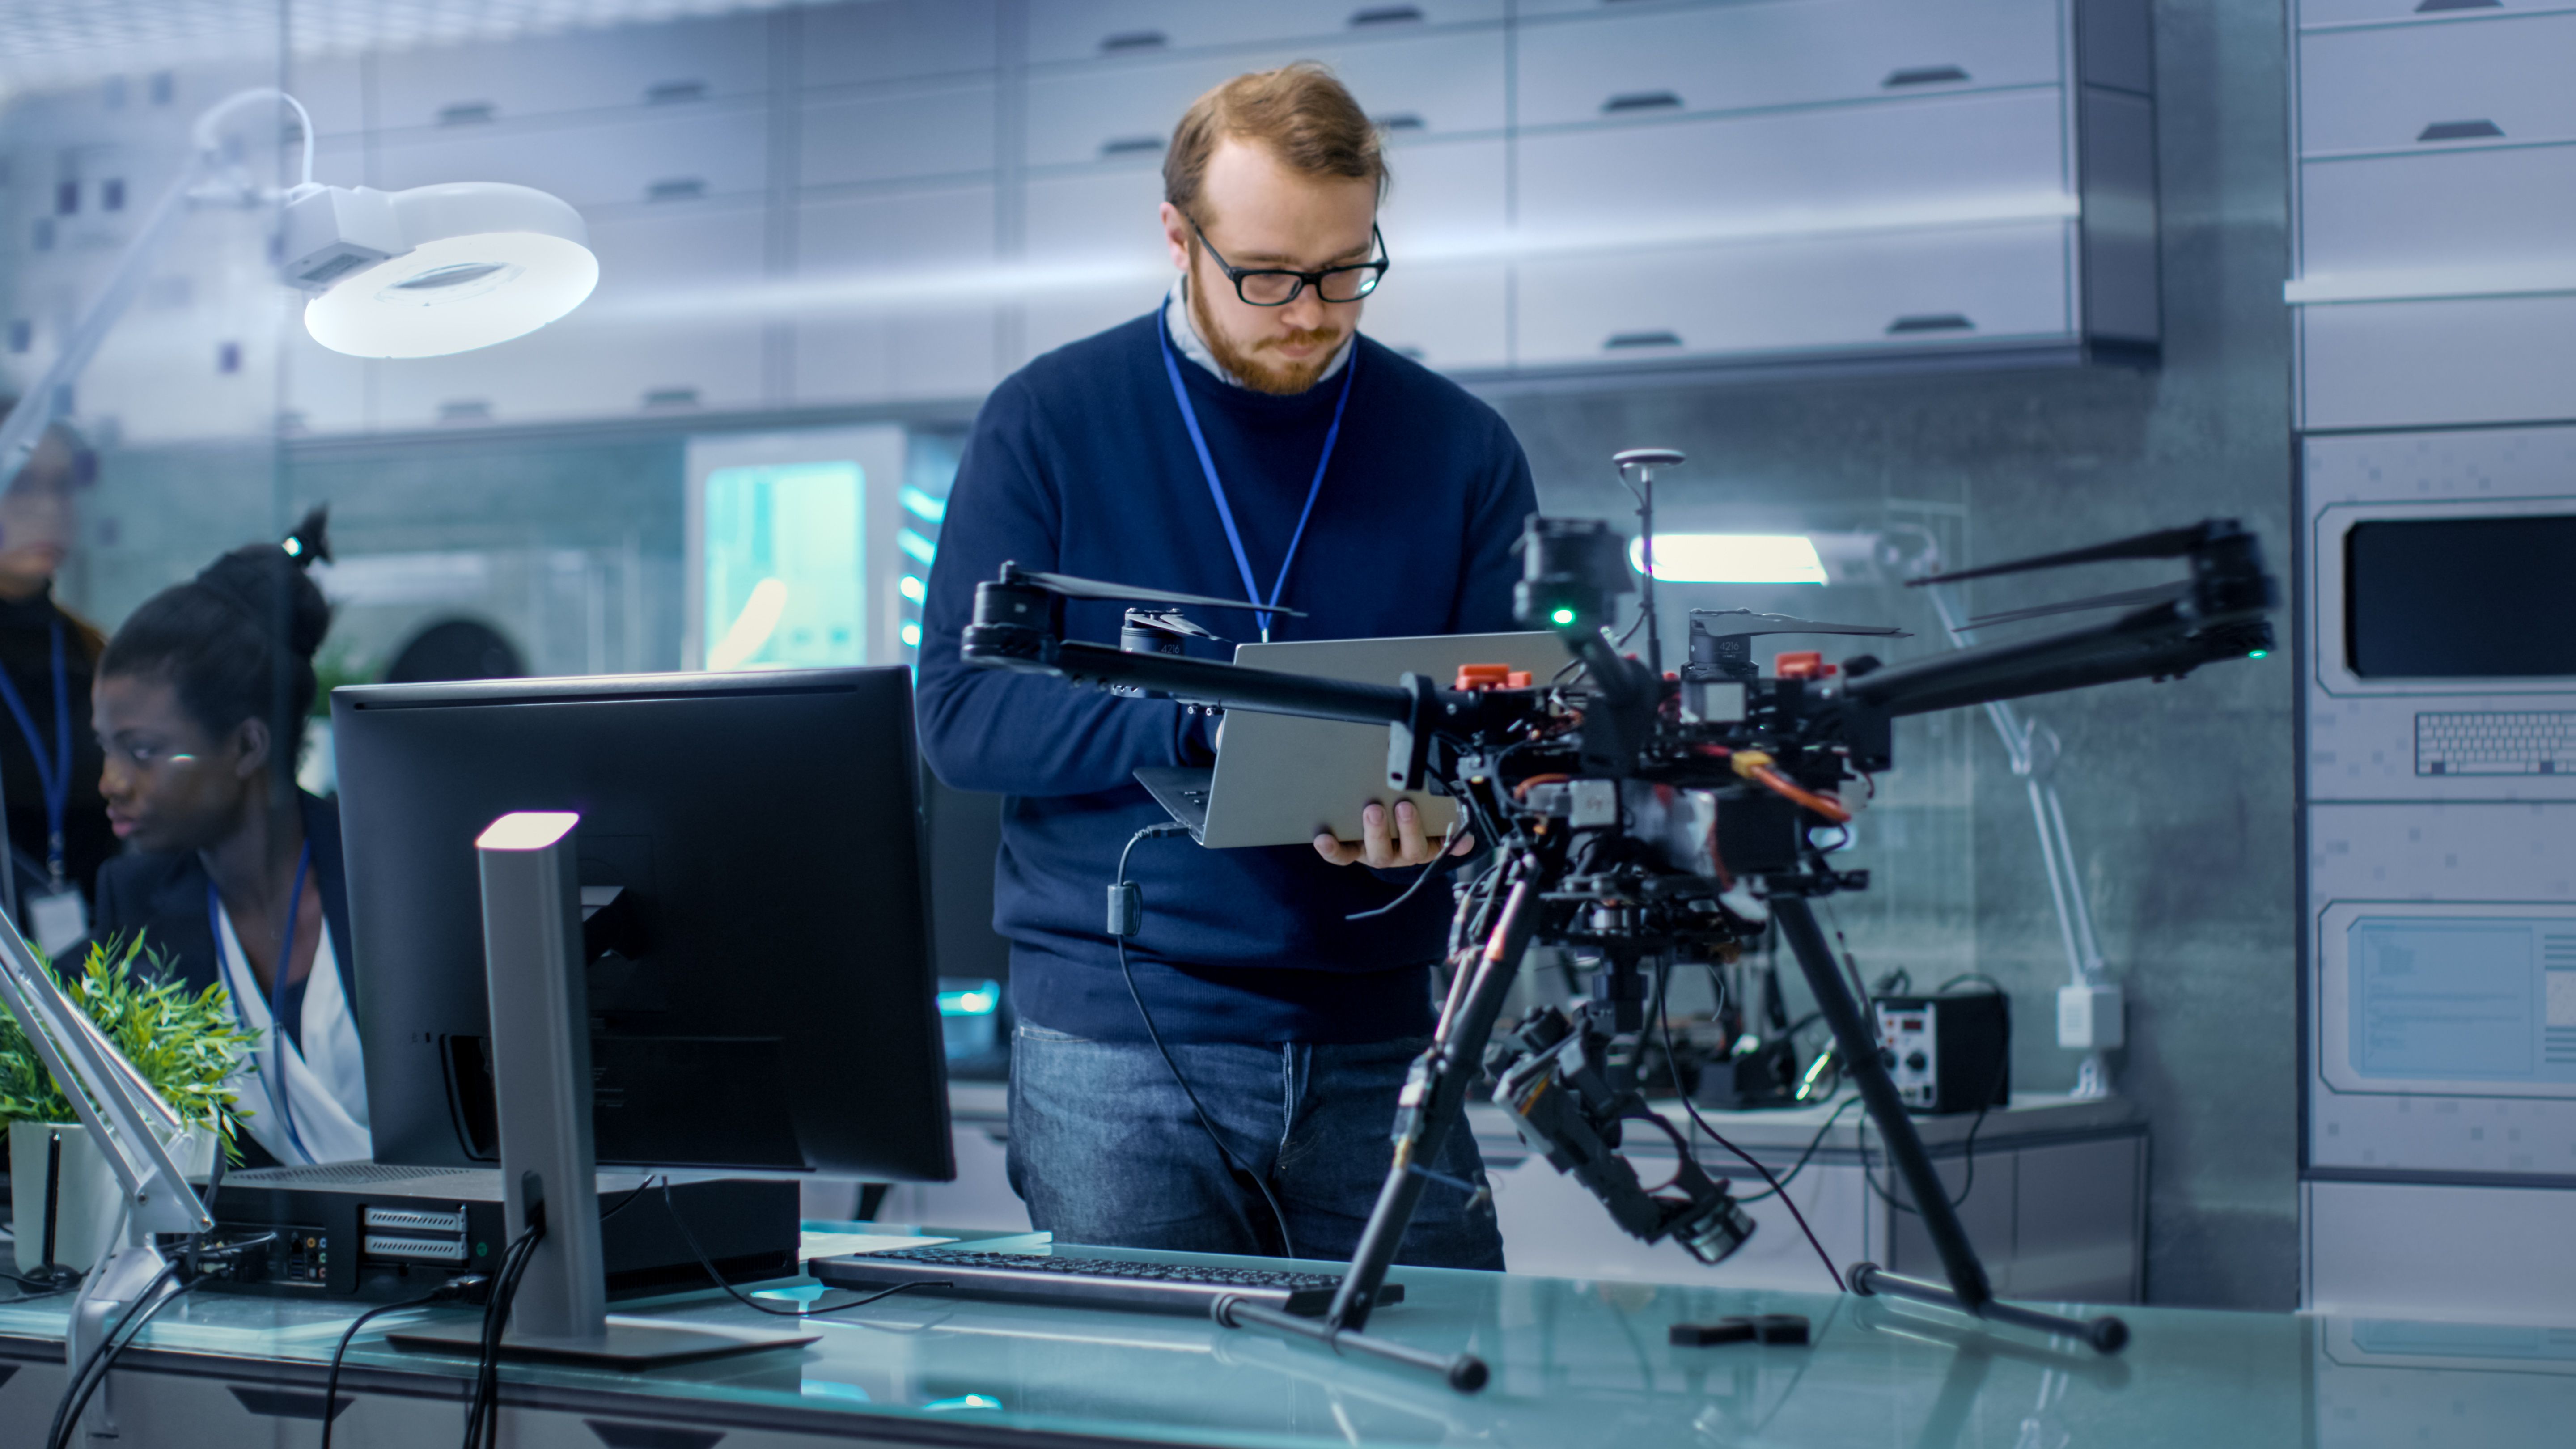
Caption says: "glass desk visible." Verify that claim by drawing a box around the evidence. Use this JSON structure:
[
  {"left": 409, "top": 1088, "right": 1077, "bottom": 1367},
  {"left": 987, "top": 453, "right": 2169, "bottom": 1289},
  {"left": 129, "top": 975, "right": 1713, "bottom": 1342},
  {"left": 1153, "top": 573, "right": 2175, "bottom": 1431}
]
[{"left": 0, "top": 1227, "right": 2564, "bottom": 1448}]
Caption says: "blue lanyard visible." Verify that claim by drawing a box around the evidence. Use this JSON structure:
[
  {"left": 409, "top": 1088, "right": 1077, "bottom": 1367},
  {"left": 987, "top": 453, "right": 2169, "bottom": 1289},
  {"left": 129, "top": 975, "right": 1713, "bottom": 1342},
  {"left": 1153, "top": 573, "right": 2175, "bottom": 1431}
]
[
  {"left": 210, "top": 843, "right": 314, "bottom": 1163},
  {"left": 0, "top": 620, "right": 72, "bottom": 885},
  {"left": 1157, "top": 317, "right": 1356, "bottom": 642}
]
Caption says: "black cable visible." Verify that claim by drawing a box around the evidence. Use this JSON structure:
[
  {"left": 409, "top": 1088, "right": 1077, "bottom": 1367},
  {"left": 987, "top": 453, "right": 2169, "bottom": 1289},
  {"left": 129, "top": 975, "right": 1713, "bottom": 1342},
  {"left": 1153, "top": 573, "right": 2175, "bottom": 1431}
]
[
  {"left": 1934, "top": 973, "right": 2007, "bottom": 995},
  {"left": 1655, "top": 992, "right": 1845, "bottom": 1293},
  {"left": 1733, "top": 1095, "right": 1862, "bottom": 1205},
  {"left": 320, "top": 1276, "right": 485, "bottom": 1449},
  {"left": 1112, "top": 826, "right": 1301, "bottom": 1261},
  {"left": 596, "top": 1176, "right": 657, "bottom": 1224},
  {"left": 653, "top": 1178, "right": 948, "bottom": 1317},
  {"left": 1346, "top": 851, "right": 1449, "bottom": 921},
  {"left": 1858, "top": 1055, "right": 2006, "bottom": 1216},
  {"left": 462, "top": 1226, "right": 542, "bottom": 1449},
  {"left": 45, "top": 1263, "right": 191, "bottom": 1449}
]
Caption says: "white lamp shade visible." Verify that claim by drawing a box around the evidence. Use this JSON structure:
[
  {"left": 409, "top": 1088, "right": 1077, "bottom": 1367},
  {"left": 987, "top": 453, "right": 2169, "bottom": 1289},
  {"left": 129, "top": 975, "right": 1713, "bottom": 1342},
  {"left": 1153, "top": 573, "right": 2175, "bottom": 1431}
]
[{"left": 303, "top": 182, "right": 596, "bottom": 359}]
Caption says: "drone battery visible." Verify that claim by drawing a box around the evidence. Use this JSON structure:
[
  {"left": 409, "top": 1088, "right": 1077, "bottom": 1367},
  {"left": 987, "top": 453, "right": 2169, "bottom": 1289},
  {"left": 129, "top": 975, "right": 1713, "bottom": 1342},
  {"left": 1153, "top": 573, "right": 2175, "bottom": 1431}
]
[{"left": 1873, "top": 992, "right": 2010, "bottom": 1114}]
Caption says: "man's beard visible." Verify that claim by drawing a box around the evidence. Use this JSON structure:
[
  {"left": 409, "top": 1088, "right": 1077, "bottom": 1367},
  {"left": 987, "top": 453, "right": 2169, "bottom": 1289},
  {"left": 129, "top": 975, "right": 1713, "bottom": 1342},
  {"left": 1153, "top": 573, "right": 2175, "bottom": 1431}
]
[{"left": 1188, "top": 263, "right": 1346, "bottom": 396}]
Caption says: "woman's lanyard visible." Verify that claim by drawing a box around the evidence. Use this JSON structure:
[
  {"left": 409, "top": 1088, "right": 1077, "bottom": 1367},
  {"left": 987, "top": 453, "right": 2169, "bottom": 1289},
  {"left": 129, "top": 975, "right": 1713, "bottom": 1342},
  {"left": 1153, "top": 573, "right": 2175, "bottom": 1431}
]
[
  {"left": 211, "top": 843, "right": 314, "bottom": 1163},
  {"left": 0, "top": 620, "right": 73, "bottom": 886},
  {"left": 1157, "top": 319, "right": 1356, "bottom": 643}
]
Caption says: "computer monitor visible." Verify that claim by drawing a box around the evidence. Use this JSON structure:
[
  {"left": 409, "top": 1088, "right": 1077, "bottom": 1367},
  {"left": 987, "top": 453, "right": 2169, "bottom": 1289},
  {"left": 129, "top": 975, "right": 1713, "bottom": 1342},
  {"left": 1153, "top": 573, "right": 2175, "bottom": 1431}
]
[{"left": 334, "top": 667, "right": 953, "bottom": 1182}]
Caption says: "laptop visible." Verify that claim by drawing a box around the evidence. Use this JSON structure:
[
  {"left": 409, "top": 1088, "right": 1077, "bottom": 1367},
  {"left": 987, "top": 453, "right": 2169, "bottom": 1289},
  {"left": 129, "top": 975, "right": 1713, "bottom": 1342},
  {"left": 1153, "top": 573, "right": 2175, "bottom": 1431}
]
[{"left": 1135, "top": 631, "right": 1570, "bottom": 848}]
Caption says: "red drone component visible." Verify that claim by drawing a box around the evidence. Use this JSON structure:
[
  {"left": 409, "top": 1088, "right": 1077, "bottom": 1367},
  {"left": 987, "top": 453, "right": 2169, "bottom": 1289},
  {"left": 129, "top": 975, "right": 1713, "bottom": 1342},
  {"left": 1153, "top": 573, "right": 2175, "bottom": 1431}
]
[
  {"left": 1774, "top": 651, "right": 1837, "bottom": 680},
  {"left": 1455, "top": 664, "right": 1532, "bottom": 691}
]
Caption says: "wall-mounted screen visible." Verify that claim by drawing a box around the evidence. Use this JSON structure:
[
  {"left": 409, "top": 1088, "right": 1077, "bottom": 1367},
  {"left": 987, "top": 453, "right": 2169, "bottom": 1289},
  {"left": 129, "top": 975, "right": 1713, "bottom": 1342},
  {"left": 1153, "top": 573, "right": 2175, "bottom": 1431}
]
[{"left": 2345, "top": 517, "right": 2576, "bottom": 678}]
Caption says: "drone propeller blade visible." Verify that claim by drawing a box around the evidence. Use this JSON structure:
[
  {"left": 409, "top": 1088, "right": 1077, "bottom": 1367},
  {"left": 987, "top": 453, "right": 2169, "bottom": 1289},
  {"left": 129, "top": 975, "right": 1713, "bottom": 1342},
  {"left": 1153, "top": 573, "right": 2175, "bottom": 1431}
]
[
  {"left": 1010, "top": 568, "right": 1306, "bottom": 618},
  {"left": 1907, "top": 522, "right": 2221, "bottom": 586},
  {"left": 1690, "top": 608, "right": 1910, "bottom": 639},
  {"left": 1963, "top": 581, "right": 2192, "bottom": 630}
]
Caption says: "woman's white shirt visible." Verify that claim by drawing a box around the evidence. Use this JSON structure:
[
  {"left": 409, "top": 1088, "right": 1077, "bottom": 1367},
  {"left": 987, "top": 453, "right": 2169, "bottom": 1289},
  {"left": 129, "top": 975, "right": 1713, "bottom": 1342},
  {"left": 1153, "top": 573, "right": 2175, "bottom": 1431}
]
[{"left": 212, "top": 908, "right": 372, "bottom": 1165}]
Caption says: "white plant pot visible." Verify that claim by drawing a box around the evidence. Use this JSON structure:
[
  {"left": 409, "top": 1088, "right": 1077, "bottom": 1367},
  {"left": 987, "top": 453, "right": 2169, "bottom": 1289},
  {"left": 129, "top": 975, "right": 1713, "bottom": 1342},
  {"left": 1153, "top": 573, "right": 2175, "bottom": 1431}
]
[{"left": 10, "top": 1119, "right": 216, "bottom": 1274}]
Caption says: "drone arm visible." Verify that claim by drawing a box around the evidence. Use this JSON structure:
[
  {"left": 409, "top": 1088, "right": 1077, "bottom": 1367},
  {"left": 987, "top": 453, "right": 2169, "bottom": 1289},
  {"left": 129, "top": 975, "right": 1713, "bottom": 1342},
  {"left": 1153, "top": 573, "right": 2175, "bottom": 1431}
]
[{"left": 1843, "top": 602, "right": 2271, "bottom": 718}]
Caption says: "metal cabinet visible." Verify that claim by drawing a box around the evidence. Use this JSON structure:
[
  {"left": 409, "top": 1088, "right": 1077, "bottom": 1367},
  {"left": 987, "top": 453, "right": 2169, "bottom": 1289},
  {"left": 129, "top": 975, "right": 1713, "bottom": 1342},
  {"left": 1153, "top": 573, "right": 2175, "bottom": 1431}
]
[
  {"left": 1019, "top": 163, "right": 1170, "bottom": 363},
  {"left": 2300, "top": 295, "right": 2576, "bottom": 432},
  {"left": 1363, "top": 137, "right": 1510, "bottom": 370},
  {"left": 801, "top": 80, "right": 1000, "bottom": 189},
  {"left": 1518, "top": 221, "right": 2072, "bottom": 369},
  {"left": 800, "top": 0, "right": 1002, "bottom": 87},
  {"left": 2290, "top": 0, "right": 2576, "bottom": 431},
  {"left": 371, "top": 10, "right": 772, "bottom": 129},
  {"left": 2296, "top": 0, "right": 2576, "bottom": 30},
  {"left": 1023, "top": 28, "right": 1507, "bottom": 169},
  {"left": 794, "top": 186, "right": 1003, "bottom": 406},
  {"left": 1023, "top": 0, "right": 1507, "bottom": 67},
  {"left": 369, "top": 106, "right": 772, "bottom": 211},
  {"left": 1517, "top": 89, "right": 2068, "bottom": 252},
  {"left": 2299, "top": 9, "right": 2576, "bottom": 156},
  {"left": 256, "top": 0, "right": 2157, "bottom": 432},
  {"left": 1515, "top": 0, "right": 2063, "bottom": 131},
  {"left": 2301, "top": 146, "right": 2576, "bottom": 277}
]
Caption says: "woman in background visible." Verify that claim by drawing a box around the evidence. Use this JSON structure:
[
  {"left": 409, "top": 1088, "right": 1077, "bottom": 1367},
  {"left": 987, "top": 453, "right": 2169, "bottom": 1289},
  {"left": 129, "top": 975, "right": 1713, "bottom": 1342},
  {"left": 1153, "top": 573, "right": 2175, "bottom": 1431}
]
[
  {"left": 88, "top": 508, "right": 366, "bottom": 1166},
  {"left": 0, "top": 400, "right": 114, "bottom": 949}
]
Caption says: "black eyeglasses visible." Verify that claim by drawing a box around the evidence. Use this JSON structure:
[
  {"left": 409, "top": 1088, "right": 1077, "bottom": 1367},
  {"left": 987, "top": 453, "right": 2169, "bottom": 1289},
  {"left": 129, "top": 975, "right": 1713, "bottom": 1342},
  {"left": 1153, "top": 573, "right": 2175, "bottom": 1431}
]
[{"left": 1189, "top": 217, "right": 1389, "bottom": 306}]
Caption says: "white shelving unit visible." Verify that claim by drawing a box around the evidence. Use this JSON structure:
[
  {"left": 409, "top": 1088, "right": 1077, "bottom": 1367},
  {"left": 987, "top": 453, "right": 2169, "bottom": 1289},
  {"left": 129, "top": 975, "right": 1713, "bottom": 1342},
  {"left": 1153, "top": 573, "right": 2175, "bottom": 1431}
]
[
  {"left": 2290, "top": 0, "right": 2576, "bottom": 1326},
  {"left": 4, "top": 0, "right": 2161, "bottom": 436}
]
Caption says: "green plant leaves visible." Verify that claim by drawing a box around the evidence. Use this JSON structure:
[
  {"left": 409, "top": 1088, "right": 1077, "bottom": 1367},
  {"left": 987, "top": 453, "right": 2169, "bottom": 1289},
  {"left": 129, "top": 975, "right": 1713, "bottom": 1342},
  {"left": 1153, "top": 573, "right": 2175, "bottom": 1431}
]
[{"left": 0, "top": 933, "right": 260, "bottom": 1161}]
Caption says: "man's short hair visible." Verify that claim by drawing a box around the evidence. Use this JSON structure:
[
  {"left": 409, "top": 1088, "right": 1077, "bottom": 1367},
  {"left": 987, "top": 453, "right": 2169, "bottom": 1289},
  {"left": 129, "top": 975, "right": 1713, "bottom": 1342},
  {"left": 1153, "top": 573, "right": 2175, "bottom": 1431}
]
[{"left": 1164, "top": 63, "right": 1387, "bottom": 220}]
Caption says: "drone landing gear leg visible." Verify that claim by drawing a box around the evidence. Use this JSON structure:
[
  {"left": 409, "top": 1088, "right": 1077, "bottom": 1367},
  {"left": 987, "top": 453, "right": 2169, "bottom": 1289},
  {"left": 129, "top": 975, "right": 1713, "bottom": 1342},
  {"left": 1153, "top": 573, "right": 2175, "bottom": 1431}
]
[
  {"left": 1769, "top": 895, "right": 2127, "bottom": 1354},
  {"left": 1212, "top": 859, "right": 1545, "bottom": 1394}
]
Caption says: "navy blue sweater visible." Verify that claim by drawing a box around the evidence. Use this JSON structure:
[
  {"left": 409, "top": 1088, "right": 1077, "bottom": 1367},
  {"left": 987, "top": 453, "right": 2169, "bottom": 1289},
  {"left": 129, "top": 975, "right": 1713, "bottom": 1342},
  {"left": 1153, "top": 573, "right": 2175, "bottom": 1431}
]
[{"left": 916, "top": 310, "right": 1537, "bottom": 1044}]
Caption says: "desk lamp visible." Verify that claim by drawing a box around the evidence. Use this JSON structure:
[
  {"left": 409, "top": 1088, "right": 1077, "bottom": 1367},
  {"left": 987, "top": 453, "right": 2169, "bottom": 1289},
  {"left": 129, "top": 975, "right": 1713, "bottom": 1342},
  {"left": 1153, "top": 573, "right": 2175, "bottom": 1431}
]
[
  {"left": 0, "top": 88, "right": 596, "bottom": 480},
  {"left": 0, "top": 919, "right": 214, "bottom": 1433}
]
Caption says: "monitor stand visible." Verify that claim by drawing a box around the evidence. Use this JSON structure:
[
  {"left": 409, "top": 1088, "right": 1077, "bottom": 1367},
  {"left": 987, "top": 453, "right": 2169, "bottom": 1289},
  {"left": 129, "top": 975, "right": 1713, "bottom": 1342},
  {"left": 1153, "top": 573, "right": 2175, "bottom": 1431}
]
[{"left": 389, "top": 812, "right": 812, "bottom": 1367}]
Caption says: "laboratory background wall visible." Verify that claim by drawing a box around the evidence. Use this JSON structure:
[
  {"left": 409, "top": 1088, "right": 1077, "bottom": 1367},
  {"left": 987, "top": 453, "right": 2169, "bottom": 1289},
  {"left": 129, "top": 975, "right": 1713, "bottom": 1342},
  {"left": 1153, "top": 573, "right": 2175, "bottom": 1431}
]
[{"left": 4, "top": 0, "right": 2298, "bottom": 1309}]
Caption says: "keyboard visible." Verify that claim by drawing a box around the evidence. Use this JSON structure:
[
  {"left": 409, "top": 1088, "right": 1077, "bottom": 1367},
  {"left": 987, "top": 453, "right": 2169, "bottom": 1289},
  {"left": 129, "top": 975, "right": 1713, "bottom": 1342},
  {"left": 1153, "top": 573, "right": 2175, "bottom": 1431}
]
[
  {"left": 809, "top": 1246, "right": 1399, "bottom": 1318},
  {"left": 2417, "top": 711, "right": 2576, "bottom": 777}
]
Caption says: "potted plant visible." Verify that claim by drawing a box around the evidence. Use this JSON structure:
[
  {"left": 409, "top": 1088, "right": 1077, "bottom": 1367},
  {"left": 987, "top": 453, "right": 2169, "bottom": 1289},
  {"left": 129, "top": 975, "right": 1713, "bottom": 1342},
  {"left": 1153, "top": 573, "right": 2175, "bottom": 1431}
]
[{"left": 2, "top": 935, "right": 257, "bottom": 1275}]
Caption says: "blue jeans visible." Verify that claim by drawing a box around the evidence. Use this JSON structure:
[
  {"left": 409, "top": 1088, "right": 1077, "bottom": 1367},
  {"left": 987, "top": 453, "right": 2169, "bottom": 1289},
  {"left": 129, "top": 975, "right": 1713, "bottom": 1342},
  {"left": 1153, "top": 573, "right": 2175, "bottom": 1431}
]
[{"left": 1007, "top": 1023, "right": 1506, "bottom": 1270}]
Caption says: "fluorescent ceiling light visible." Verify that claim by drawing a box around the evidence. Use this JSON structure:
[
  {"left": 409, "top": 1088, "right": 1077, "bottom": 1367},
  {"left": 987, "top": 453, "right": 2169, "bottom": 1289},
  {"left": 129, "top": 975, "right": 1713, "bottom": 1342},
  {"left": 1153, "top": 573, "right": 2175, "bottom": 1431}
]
[
  {"left": 291, "top": 181, "right": 596, "bottom": 358},
  {"left": 1631, "top": 534, "right": 1827, "bottom": 585}
]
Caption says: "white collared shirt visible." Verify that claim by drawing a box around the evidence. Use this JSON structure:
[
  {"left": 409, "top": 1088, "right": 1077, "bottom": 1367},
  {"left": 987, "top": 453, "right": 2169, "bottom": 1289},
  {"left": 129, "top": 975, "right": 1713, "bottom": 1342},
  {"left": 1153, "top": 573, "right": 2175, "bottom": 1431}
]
[{"left": 213, "top": 912, "right": 373, "bottom": 1166}]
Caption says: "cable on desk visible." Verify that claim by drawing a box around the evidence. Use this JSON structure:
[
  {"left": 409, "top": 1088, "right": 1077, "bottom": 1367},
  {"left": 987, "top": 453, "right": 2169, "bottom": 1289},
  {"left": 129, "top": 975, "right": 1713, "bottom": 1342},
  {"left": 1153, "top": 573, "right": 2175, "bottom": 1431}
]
[
  {"left": 654, "top": 1178, "right": 948, "bottom": 1318},
  {"left": 321, "top": 1275, "right": 488, "bottom": 1449}
]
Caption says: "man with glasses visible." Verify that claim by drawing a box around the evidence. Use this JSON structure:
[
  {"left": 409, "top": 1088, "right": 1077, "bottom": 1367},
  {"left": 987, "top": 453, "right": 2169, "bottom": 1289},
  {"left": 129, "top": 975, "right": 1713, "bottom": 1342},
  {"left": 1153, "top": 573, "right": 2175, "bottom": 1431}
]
[{"left": 918, "top": 64, "right": 1531, "bottom": 1269}]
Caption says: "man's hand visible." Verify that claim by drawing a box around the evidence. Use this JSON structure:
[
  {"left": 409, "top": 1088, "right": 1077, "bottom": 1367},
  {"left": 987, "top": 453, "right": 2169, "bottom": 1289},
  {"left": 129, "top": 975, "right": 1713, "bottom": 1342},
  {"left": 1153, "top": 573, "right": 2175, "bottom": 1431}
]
[{"left": 1313, "top": 799, "right": 1477, "bottom": 869}]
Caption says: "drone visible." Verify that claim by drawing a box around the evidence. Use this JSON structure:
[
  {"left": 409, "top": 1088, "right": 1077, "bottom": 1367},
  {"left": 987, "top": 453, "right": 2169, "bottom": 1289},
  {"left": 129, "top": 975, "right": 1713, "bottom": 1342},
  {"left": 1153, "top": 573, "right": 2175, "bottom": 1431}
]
[{"left": 961, "top": 503, "right": 2274, "bottom": 1392}]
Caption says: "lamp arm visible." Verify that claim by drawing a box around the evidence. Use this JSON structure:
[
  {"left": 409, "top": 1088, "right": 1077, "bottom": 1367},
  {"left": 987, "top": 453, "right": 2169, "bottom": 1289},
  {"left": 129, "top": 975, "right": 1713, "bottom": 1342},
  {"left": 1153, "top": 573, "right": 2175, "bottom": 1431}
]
[
  {"left": 0, "top": 926, "right": 211, "bottom": 1237},
  {"left": 1924, "top": 583, "right": 2109, "bottom": 987},
  {"left": 0, "top": 87, "right": 310, "bottom": 486}
]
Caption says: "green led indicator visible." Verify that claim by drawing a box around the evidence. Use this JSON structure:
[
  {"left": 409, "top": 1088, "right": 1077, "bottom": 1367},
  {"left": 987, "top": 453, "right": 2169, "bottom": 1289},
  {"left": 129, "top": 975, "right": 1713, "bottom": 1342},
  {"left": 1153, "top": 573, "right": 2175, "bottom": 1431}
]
[
  {"left": 2249, "top": 649, "right": 2269, "bottom": 659},
  {"left": 1550, "top": 607, "right": 1577, "bottom": 626}
]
